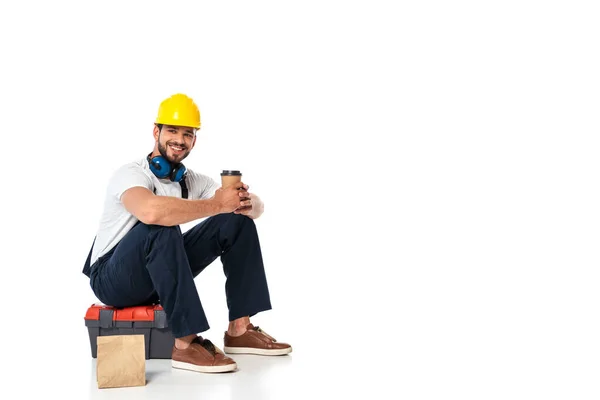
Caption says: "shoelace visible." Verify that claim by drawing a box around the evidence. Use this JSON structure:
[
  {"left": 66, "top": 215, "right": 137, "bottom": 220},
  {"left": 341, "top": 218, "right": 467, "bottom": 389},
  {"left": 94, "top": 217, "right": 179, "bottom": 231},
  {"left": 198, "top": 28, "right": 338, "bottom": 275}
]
[
  {"left": 194, "top": 337, "right": 223, "bottom": 356},
  {"left": 253, "top": 326, "right": 277, "bottom": 342}
]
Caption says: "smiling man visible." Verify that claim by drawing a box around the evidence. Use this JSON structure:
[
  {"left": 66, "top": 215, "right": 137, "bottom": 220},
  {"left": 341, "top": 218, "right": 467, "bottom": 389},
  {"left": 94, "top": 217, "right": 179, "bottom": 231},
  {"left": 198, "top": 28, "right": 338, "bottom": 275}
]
[{"left": 82, "top": 93, "right": 291, "bottom": 374}]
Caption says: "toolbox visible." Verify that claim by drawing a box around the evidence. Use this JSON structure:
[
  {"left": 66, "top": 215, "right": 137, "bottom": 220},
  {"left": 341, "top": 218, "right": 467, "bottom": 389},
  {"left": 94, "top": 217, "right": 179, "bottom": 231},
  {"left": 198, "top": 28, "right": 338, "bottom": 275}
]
[{"left": 84, "top": 303, "right": 174, "bottom": 359}]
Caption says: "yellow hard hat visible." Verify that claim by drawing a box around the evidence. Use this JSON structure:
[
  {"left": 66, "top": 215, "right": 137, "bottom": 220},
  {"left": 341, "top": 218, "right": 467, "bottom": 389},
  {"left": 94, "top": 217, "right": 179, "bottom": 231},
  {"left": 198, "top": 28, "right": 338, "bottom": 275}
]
[{"left": 155, "top": 93, "right": 201, "bottom": 129}]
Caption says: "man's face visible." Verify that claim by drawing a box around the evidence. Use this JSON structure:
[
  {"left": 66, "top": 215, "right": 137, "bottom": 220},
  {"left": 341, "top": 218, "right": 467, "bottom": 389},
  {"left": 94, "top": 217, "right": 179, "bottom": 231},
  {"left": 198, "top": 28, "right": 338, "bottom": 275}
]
[{"left": 154, "top": 124, "right": 196, "bottom": 164}]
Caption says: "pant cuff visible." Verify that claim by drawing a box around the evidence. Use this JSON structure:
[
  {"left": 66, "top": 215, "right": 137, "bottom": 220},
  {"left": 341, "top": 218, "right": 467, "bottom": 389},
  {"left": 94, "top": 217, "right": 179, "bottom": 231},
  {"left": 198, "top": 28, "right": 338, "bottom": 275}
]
[
  {"left": 229, "top": 303, "right": 272, "bottom": 322},
  {"left": 172, "top": 321, "right": 210, "bottom": 338}
]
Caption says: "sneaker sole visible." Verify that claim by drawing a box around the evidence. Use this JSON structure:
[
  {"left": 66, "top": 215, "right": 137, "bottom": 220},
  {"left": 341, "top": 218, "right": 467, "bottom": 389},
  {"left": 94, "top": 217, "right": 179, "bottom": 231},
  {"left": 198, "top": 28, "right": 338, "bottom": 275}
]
[
  {"left": 223, "top": 346, "right": 292, "bottom": 356},
  {"left": 172, "top": 360, "right": 237, "bottom": 373}
]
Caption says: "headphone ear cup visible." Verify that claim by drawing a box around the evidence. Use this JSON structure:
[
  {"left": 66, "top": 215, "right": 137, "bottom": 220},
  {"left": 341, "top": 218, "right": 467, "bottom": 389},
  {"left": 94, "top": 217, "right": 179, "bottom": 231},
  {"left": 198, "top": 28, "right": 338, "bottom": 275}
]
[
  {"left": 149, "top": 156, "right": 171, "bottom": 179},
  {"left": 171, "top": 164, "right": 187, "bottom": 182}
]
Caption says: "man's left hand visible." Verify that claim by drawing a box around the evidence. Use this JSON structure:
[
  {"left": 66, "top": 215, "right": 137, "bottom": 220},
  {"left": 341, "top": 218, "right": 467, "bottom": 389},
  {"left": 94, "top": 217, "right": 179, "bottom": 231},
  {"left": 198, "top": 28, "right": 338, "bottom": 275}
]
[{"left": 234, "top": 193, "right": 264, "bottom": 219}]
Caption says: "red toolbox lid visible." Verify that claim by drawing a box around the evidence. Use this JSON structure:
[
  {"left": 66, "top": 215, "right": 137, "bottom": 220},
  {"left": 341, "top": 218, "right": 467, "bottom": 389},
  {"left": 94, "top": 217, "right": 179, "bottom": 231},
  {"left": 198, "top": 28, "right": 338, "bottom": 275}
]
[{"left": 85, "top": 303, "right": 164, "bottom": 321}]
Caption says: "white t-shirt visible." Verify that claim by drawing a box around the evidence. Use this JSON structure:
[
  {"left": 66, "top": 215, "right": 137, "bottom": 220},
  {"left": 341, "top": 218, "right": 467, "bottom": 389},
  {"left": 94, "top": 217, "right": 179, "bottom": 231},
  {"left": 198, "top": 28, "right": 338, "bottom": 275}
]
[{"left": 89, "top": 157, "right": 219, "bottom": 266}]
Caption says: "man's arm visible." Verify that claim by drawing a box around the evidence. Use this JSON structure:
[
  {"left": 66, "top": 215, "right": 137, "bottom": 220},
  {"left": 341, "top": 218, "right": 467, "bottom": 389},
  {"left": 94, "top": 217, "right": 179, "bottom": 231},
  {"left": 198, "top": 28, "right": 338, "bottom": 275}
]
[{"left": 122, "top": 182, "right": 248, "bottom": 226}]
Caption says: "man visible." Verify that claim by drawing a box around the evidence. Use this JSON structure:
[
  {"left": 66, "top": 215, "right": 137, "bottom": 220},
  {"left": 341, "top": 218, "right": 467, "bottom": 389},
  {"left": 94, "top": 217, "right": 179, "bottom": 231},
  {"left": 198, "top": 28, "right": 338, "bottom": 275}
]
[{"left": 82, "top": 93, "right": 291, "bottom": 374}]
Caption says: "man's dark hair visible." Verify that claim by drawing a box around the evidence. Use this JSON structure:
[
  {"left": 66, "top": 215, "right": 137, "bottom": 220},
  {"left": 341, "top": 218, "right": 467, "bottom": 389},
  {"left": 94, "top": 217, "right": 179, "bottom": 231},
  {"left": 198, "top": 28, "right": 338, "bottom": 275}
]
[{"left": 155, "top": 123, "right": 197, "bottom": 135}]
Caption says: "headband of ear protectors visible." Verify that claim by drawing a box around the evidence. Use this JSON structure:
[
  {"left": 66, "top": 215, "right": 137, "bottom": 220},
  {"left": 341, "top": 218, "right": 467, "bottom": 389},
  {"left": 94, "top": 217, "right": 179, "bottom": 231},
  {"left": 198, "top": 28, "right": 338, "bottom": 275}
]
[{"left": 146, "top": 153, "right": 189, "bottom": 199}]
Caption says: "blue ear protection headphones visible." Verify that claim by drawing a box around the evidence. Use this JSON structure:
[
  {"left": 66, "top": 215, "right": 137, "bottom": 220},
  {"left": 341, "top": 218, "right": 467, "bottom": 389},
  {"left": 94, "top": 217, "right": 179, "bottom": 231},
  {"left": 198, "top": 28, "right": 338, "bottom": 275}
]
[
  {"left": 147, "top": 153, "right": 187, "bottom": 182},
  {"left": 147, "top": 153, "right": 189, "bottom": 199}
]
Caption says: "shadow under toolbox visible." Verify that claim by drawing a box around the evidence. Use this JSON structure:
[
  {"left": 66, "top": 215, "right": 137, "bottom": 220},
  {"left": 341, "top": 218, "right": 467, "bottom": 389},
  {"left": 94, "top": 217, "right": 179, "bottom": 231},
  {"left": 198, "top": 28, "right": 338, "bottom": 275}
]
[{"left": 84, "top": 303, "right": 174, "bottom": 359}]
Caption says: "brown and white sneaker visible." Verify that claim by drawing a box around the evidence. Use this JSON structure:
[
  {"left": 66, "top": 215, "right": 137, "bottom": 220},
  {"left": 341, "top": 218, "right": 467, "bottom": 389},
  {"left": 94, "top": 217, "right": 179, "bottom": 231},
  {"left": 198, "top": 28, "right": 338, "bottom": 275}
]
[
  {"left": 223, "top": 323, "right": 292, "bottom": 356},
  {"left": 172, "top": 336, "right": 237, "bottom": 373}
]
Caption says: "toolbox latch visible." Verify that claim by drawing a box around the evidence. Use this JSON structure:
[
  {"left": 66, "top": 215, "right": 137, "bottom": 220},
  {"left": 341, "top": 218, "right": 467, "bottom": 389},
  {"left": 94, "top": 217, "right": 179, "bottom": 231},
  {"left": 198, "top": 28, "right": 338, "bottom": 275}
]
[{"left": 99, "top": 309, "right": 114, "bottom": 328}]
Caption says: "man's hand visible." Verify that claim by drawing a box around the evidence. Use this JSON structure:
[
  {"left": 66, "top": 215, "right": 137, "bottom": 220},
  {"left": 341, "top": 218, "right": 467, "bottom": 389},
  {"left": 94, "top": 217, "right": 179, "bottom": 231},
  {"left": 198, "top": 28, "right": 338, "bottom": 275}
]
[
  {"left": 213, "top": 182, "right": 249, "bottom": 213},
  {"left": 234, "top": 193, "right": 264, "bottom": 219}
]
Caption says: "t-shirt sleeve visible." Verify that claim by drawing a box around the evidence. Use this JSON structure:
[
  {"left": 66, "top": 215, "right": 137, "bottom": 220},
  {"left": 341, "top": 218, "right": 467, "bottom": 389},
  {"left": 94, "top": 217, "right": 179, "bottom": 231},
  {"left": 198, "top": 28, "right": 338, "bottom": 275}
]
[{"left": 107, "top": 163, "right": 154, "bottom": 200}]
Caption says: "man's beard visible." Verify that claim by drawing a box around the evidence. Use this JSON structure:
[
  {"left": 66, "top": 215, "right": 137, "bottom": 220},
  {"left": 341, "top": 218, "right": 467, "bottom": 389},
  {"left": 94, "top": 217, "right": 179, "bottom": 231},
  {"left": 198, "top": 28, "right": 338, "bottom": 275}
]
[{"left": 158, "top": 139, "right": 189, "bottom": 164}]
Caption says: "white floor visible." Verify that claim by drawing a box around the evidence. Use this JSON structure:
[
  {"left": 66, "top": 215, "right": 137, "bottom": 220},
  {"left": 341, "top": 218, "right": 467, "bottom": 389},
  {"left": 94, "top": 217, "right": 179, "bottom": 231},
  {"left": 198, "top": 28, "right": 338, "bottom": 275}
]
[
  {"left": 7, "top": 308, "right": 598, "bottom": 399},
  {"left": 70, "top": 340, "right": 395, "bottom": 400},
  {"left": 20, "top": 328, "right": 390, "bottom": 400},
  {"left": 88, "top": 354, "right": 298, "bottom": 400},
  {"left": 76, "top": 339, "right": 395, "bottom": 399}
]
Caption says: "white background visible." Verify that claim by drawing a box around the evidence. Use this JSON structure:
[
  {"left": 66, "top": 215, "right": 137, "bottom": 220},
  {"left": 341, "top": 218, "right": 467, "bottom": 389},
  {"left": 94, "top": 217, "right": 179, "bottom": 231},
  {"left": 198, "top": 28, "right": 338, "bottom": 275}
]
[{"left": 0, "top": 1, "right": 599, "bottom": 399}]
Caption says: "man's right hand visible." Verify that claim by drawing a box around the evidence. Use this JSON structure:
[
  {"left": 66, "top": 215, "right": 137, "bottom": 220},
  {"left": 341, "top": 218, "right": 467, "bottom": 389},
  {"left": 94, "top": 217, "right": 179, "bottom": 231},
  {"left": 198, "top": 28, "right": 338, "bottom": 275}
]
[{"left": 213, "top": 182, "right": 249, "bottom": 213}]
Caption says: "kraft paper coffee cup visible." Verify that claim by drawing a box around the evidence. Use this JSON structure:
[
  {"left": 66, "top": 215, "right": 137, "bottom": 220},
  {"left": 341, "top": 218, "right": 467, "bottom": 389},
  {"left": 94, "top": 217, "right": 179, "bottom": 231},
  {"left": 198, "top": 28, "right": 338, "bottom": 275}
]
[{"left": 221, "top": 170, "right": 242, "bottom": 188}]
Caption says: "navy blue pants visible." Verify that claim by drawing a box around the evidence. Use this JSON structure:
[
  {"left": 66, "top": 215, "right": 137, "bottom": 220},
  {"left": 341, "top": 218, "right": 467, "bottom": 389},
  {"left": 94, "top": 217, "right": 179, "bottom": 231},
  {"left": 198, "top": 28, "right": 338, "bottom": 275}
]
[{"left": 86, "top": 213, "right": 272, "bottom": 338}]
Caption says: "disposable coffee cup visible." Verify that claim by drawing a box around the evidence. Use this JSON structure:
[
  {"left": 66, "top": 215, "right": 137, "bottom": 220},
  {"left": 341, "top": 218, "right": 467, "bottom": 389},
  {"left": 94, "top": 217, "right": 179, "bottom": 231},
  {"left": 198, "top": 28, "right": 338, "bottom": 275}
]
[{"left": 221, "top": 170, "right": 242, "bottom": 188}]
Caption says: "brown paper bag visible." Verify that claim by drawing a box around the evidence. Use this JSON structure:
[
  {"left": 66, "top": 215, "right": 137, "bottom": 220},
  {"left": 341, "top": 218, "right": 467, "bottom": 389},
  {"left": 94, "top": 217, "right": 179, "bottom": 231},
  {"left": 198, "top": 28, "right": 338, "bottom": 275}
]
[{"left": 97, "top": 335, "right": 146, "bottom": 389}]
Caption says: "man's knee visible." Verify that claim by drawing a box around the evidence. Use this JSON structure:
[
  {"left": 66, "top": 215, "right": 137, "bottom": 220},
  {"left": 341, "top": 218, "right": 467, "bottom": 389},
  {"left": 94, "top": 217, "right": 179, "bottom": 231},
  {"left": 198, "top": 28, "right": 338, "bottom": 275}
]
[{"left": 212, "top": 213, "right": 255, "bottom": 228}]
